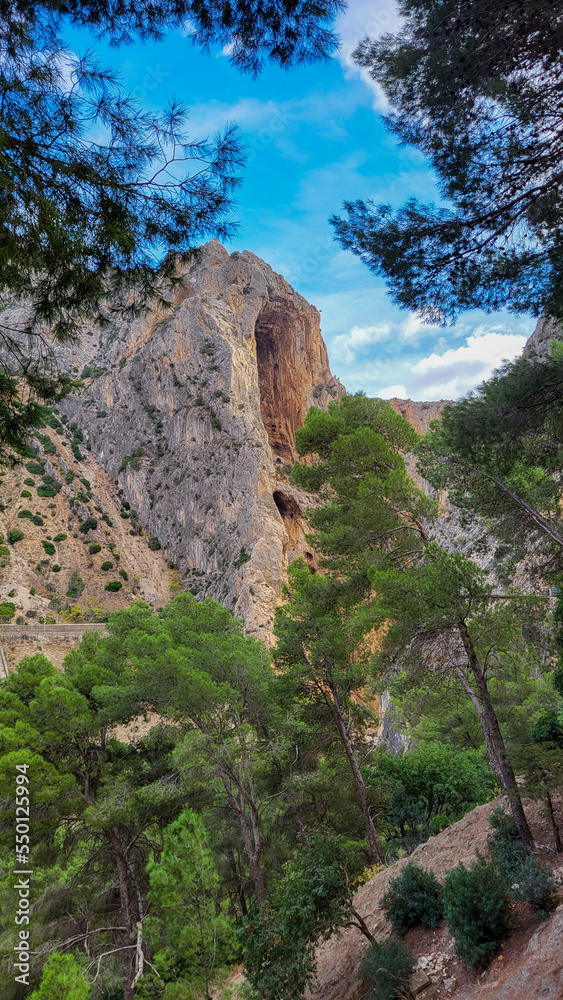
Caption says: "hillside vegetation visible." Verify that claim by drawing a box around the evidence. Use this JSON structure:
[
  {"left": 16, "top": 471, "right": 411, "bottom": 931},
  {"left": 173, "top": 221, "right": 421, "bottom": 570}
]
[{"left": 1, "top": 378, "right": 562, "bottom": 1000}]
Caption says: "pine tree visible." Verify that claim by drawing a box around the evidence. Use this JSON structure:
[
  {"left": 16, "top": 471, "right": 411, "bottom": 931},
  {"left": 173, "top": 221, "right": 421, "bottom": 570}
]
[
  {"left": 418, "top": 343, "right": 563, "bottom": 559},
  {"left": 331, "top": 1, "right": 563, "bottom": 322}
]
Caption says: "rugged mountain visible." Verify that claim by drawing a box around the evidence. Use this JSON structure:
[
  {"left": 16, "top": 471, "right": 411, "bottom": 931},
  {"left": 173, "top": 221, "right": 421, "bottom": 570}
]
[
  {"left": 387, "top": 397, "right": 447, "bottom": 434},
  {"left": 3, "top": 240, "right": 343, "bottom": 640}
]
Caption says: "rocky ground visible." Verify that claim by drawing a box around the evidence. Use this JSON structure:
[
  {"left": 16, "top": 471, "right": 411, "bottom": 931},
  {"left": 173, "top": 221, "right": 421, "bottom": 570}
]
[
  {"left": 310, "top": 796, "right": 563, "bottom": 1000},
  {"left": 0, "top": 423, "right": 173, "bottom": 667}
]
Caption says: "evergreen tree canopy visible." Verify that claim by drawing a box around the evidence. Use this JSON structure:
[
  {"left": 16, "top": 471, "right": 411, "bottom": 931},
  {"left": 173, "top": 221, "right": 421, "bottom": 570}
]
[
  {"left": 292, "top": 394, "right": 434, "bottom": 579},
  {"left": 419, "top": 343, "right": 563, "bottom": 557},
  {"left": 369, "top": 543, "right": 546, "bottom": 848},
  {"left": 243, "top": 832, "right": 372, "bottom": 1000},
  {"left": 331, "top": 0, "right": 563, "bottom": 322}
]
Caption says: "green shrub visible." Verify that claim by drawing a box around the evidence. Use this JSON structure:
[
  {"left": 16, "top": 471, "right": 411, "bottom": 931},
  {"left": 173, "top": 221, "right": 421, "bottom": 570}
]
[
  {"left": 42, "top": 541, "right": 56, "bottom": 556},
  {"left": 65, "top": 471, "right": 75, "bottom": 484},
  {"left": 78, "top": 516, "right": 98, "bottom": 534},
  {"left": 364, "top": 743, "right": 496, "bottom": 856},
  {"left": 29, "top": 950, "right": 90, "bottom": 1000},
  {"left": 37, "top": 434, "right": 56, "bottom": 454},
  {"left": 18, "top": 509, "right": 33, "bottom": 519},
  {"left": 53, "top": 533, "right": 67, "bottom": 542},
  {"left": 81, "top": 364, "right": 106, "bottom": 379},
  {"left": 23, "top": 478, "right": 35, "bottom": 487},
  {"left": 429, "top": 814, "right": 451, "bottom": 836},
  {"left": 25, "top": 460, "right": 45, "bottom": 476},
  {"left": 20, "top": 490, "right": 32, "bottom": 498},
  {"left": 532, "top": 710, "right": 563, "bottom": 746},
  {"left": 360, "top": 940, "right": 413, "bottom": 1000},
  {"left": 101, "top": 561, "right": 113, "bottom": 571},
  {"left": 32, "top": 515, "right": 44, "bottom": 525},
  {"left": 0, "top": 545, "right": 10, "bottom": 557},
  {"left": 88, "top": 543, "right": 101, "bottom": 554},
  {"left": 443, "top": 857, "right": 509, "bottom": 966},
  {"left": 29, "top": 587, "right": 36, "bottom": 596},
  {"left": 380, "top": 863, "right": 443, "bottom": 935},
  {"left": 119, "top": 569, "right": 128, "bottom": 580},
  {"left": 488, "top": 809, "right": 556, "bottom": 917},
  {"left": 234, "top": 547, "right": 251, "bottom": 568},
  {"left": 7, "top": 528, "right": 24, "bottom": 543},
  {"left": 102, "top": 514, "right": 113, "bottom": 526},
  {"left": 0, "top": 602, "right": 16, "bottom": 618},
  {"left": 148, "top": 536, "right": 161, "bottom": 550},
  {"left": 66, "top": 572, "right": 85, "bottom": 599},
  {"left": 105, "top": 580, "right": 122, "bottom": 592},
  {"left": 52, "top": 565, "right": 61, "bottom": 572}
]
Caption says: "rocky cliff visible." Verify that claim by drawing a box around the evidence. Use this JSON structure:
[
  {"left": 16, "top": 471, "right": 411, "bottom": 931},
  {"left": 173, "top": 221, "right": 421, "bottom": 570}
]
[
  {"left": 38, "top": 240, "right": 343, "bottom": 639},
  {"left": 387, "top": 397, "right": 447, "bottom": 434}
]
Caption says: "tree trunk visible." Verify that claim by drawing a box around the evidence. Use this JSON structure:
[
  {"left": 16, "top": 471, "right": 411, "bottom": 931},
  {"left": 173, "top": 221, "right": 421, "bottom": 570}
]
[
  {"left": 457, "top": 621, "right": 534, "bottom": 851},
  {"left": 453, "top": 662, "right": 504, "bottom": 783},
  {"left": 546, "top": 792, "right": 562, "bottom": 853},
  {"left": 326, "top": 677, "right": 384, "bottom": 865},
  {"left": 217, "top": 763, "right": 266, "bottom": 904},
  {"left": 349, "top": 906, "right": 376, "bottom": 943},
  {"left": 106, "top": 828, "right": 136, "bottom": 1000},
  {"left": 273, "top": 757, "right": 308, "bottom": 845}
]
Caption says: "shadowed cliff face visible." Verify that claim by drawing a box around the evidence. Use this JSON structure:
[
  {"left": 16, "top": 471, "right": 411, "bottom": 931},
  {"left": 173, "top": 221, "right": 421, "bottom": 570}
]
[
  {"left": 29, "top": 240, "right": 344, "bottom": 639},
  {"left": 255, "top": 295, "right": 333, "bottom": 462}
]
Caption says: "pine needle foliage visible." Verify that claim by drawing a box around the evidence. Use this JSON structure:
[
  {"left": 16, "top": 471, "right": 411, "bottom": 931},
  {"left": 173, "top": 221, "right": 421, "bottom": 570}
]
[
  {"left": 443, "top": 857, "right": 509, "bottom": 967},
  {"left": 360, "top": 940, "right": 413, "bottom": 1000},
  {"left": 380, "top": 863, "right": 443, "bottom": 936}
]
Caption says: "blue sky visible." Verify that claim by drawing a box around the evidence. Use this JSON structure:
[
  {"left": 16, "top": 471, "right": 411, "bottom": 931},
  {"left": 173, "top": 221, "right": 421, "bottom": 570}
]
[{"left": 67, "top": 0, "right": 535, "bottom": 400}]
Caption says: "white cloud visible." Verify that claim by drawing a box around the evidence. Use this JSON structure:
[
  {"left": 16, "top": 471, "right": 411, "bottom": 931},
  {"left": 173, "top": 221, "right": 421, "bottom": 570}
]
[
  {"left": 378, "top": 383, "right": 407, "bottom": 399},
  {"left": 186, "top": 97, "right": 287, "bottom": 138},
  {"left": 335, "top": 0, "right": 402, "bottom": 110},
  {"left": 412, "top": 331, "right": 527, "bottom": 374},
  {"left": 331, "top": 321, "right": 392, "bottom": 362},
  {"left": 407, "top": 330, "right": 528, "bottom": 399},
  {"left": 323, "top": 317, "right": 534, "bottom": 401},
  {"left": 327, "top": 309, "right": 444, "bottom": 366}
]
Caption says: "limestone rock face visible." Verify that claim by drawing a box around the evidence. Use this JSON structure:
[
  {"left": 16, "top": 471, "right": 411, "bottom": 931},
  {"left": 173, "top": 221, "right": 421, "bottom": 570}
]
[
  {"left": 387, "top": 397, "right": 448, "bottom": 433},
  {"left": 523, "top": 314, "right": 562, "bottom": 356},
  {"left": 56, "top": 241, "right": 343, "bottom": 639}
]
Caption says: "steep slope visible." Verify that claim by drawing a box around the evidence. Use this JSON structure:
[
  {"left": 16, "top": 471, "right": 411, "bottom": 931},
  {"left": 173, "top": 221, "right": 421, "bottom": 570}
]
[
  {"left": 310, "top": 797, "right": 563, "bottom": 1000},
  {"left": 42, "top": 240, "right": 343, "bottom": 639},
  {"left": 0, "top": 426, "right": 173, "bottom": 622}
]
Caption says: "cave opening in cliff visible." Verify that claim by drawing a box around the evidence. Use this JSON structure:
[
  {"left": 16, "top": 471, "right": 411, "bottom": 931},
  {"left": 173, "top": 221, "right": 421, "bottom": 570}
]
[
  {"left": 273, "top": 490, "right": 304, "bottom": 551},
  {"left": 273, "top": 491, "right": 303, "bottom": 522},
  {"left": 254, "top": 298, "right": 303, "bottom": 462}
]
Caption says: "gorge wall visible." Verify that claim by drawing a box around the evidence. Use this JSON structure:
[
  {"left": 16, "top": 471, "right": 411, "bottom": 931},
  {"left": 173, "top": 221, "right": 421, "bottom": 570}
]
[
  {"left": 0, "top": 241, "right": 464, "bottom": 644},
  {"left": 49, "top": 240, "right": 343, "bottom": 639}
]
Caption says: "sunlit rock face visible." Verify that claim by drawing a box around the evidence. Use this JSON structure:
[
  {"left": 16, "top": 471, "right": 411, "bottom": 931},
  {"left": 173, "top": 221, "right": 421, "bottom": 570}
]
[{"left": 57, "top": 240, "right": 343, "bottom": 640}]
